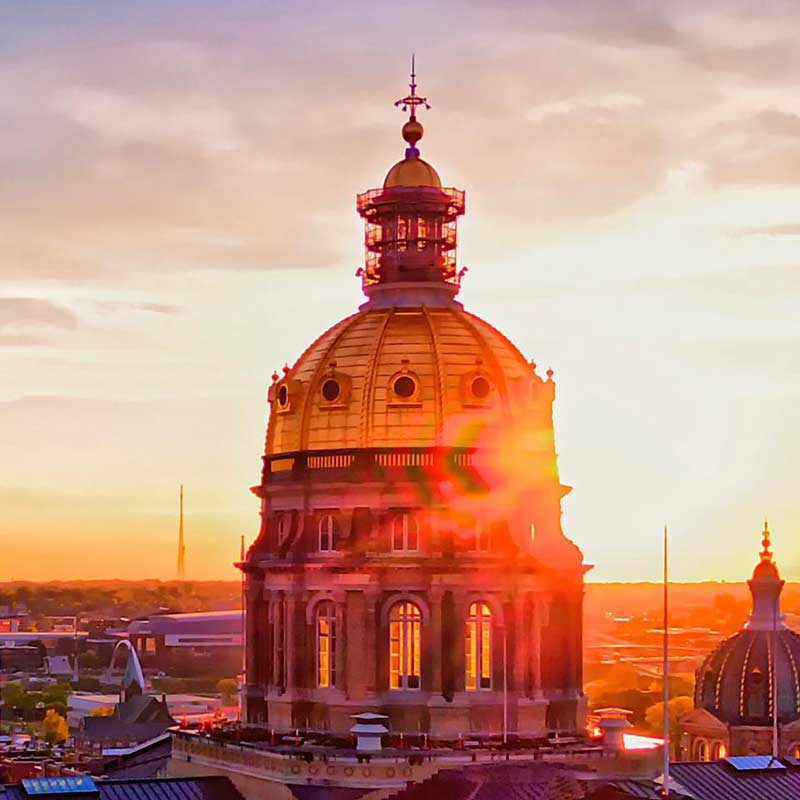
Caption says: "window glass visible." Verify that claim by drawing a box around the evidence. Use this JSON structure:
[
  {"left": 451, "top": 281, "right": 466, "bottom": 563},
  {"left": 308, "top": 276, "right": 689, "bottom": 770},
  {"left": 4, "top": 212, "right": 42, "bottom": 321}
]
[
  {"left": 466, "top": 602, "right": 492, "bottom": 691},
  {"left": 389, "top": 602, "right": 421, "bottom": 690}
]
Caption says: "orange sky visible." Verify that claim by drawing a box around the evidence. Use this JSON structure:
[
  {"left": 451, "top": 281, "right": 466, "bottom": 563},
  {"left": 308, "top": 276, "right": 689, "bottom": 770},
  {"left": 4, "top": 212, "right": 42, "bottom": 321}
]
[{"left": 1, "top": 2, "right": 799, "bottom": 581}]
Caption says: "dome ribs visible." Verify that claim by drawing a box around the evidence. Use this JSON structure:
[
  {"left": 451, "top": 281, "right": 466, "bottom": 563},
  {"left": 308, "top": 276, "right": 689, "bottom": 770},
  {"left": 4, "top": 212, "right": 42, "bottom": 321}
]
[
  {"left": 780, "top": 632, "right": 800, "bottom": 716},
  {"left": 298, "top": 316, "right": 360, "bottom": 452},
  {"left": 738, "top": 634, "right": 756, "bottom": 719},
  {"left": 421, "top": 306, "right": 445, "bottom": 443},
  {"left": 455, "top": 312, "right": 513, "bottom": 421},
  {"left": 361, "top": 310, "right": 393, "bottom": 447}
]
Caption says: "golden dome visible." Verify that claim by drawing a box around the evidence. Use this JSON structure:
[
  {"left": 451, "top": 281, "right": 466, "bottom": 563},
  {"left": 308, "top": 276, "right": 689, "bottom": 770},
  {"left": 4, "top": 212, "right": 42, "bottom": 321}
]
[
  {"left": 266, "top": 306, "right": 547, "bottom": 455},
  {"left": 384, "top": 156, "right": 441, "bottom": 189}
]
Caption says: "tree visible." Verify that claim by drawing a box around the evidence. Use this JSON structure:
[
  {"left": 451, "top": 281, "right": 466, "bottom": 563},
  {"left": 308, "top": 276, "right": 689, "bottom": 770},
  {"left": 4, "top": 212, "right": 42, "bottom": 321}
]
[
  {"left": 87, "top": 705, "right": 115, "bottom": 717},
  {"left": 216, "top": 678, "right": 239, "bottom": 705},
  {"left": 645, "top": 695, "right": 694, "bottom": 746},
  {"left": 42, "top": 708, "right": 68, "bottom": 744}
]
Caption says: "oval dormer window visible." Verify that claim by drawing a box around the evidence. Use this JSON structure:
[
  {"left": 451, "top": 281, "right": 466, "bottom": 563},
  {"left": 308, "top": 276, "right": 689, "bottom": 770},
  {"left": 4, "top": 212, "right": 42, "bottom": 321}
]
[
  {"left": 471, "top": 376, "right": 491, "bottom": 400},
  {"left": 393, "top": 375, "right": 416, "bottom": 399},
  {"left": 322, "top": 379, "right": 341, "bottom": 402},
  {"left": 277, "top": 384, "right": 289, "bottom": 408}
]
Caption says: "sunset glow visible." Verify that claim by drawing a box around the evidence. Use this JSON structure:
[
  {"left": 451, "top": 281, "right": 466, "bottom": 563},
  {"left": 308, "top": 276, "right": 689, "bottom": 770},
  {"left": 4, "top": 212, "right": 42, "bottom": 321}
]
[{"left": 2, "top": 2, "right": 799, "bottom": 581}]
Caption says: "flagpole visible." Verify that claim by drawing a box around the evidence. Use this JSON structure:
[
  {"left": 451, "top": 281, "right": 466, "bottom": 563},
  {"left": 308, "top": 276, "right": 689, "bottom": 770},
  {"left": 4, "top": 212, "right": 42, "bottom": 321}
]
[
  {"left": 773, "top": 573, "right": 779, "bottom": 759},
  {"left": 663, "top": 524, "right": 670, "bottom": 798}
]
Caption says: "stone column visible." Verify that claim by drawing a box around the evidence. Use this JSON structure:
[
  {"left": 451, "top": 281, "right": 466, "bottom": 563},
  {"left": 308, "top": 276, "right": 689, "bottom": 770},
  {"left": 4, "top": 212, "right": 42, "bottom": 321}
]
[
  {"left": 272, "top": 594, "right": 284, "bottom": 692},
  {"left": 427, "top": 588, "right": 444, "bottom": 696},
  {"left": 334, "top": 593, "right": 346, "bottom": 694},
  {"left": 530, "top": 597, "right": 544, "bottom": 698},
  {"left": 262, "top": 589, "right": 273, "bottom": 692},
  {"left": 451, "top": 591, "right": 467, "bottom": 693},
  {"left": 364, "top": 588, "right": 379, "bottom": 695},
  {"left": 513, "top": 596, "right": 529, "bottom": 694}
]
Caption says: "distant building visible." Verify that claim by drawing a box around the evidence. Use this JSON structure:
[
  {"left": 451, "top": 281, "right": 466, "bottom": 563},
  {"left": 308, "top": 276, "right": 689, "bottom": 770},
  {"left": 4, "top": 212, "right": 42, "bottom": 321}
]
[
  {"left": 0, "top": 646, "right": 41, "bottom": 673},
  {"left": 80, "top": 647, "right": 175, "bottom": 749},
  {"left": 678, "top": 522, "right": 800, "bottom": 759},
  {"left": 127, "top": 611, "right": 242, "bottom": 677}
]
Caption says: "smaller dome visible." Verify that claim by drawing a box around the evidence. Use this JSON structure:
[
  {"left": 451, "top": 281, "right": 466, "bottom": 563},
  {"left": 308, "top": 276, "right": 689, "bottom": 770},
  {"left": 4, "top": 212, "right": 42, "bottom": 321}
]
[
  {"left": 384, "top": 156, "right": 441, "bottom": 189},
  {"left": 752, "top": 559, "right": 779, "bottom": 579},
  {"left": 695, "top": 628, "right": 800, "bottom": 725}
]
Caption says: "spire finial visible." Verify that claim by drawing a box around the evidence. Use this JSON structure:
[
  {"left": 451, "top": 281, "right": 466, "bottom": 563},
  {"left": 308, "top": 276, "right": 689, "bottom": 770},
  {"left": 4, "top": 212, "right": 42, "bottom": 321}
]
[
  {"left": 761, "top": 518, "right": 773, "bottom": 562},
  {"left": 394, "top": 54, "right": 430, "bottom": 121},
  {"left": 394, "top": 55, "right": 430, "bottom": 158}
]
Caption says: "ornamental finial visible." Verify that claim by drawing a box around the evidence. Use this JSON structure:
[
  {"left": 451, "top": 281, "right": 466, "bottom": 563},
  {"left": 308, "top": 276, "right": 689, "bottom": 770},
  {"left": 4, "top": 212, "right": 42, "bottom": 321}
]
[
  {"left": 394, "top": 55, "right": 430, "bottom": 158},
  {"left": 760, "top": 519, "right": 773, "bottom": 562},
  {"left": 394, "top": 54, "right": 430, "bottom": 120}
]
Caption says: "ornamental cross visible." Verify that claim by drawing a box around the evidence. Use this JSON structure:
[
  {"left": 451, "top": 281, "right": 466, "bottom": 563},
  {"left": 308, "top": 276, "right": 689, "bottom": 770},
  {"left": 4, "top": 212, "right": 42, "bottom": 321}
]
[{"left": 394, "top": 54, "right": 431, "bottom": 120}]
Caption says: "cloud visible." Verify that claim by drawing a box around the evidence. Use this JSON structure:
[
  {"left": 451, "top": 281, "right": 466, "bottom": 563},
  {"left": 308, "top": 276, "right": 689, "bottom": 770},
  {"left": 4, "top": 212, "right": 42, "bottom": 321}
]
[
  {"left": 0, "top": 297, "right": 78, "bottom": 328},
  {"left": 92, "top": 300, "right": 183, "bottom": 315},
  {"left": 51, "top": 86, "right": 243, "bottom": 154},
  {"left": 729, "top": 224, "right": 800, "bottom": 239}
]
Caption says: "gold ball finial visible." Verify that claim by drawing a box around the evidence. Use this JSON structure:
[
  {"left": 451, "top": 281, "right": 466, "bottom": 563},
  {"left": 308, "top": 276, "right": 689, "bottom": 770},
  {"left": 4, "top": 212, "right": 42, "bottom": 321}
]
[{"left": 402, "top": 118, "right": 423, "bottom": 148}]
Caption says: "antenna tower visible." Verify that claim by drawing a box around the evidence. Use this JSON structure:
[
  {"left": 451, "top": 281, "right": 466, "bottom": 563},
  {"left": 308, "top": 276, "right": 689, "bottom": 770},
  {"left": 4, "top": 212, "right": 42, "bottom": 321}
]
[{"left": 177, "top": 484, "right": 186, "bottom": 581}]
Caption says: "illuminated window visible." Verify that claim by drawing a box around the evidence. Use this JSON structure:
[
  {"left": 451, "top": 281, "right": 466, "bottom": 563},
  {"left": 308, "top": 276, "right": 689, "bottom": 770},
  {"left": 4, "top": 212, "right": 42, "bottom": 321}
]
[
  {"left": 791, "top": 744, "right": 800, "bottom": 759},
  {"left": 392, "top": 512, "right": 419, "bottom": 551},
  {"left": 316, "top": 601, "right": 336, "bottom": 689},
  {"left": 465, "top": 602, "right": 492, "bottom": 690},
  {"left": 416, "top": 216, "right": 428, "bottom": 250},
  {"left": 395, "top": 216, "right": 409, "bottom": 252},
  {"left": 712, "top": 741, "right": 727, "bottom": 759},
  {"left": 318, "top": 513, "right": 338, "bottom": 552},
  {"left": 389, "top": 602, "right": 421, "bottom": 690}
]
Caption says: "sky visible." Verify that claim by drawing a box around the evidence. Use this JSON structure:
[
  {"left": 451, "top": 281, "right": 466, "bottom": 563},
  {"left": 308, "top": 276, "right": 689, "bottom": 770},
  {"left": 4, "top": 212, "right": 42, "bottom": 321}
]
[{"left": 1, "top": 0, "right": 799, "bottom": 581}]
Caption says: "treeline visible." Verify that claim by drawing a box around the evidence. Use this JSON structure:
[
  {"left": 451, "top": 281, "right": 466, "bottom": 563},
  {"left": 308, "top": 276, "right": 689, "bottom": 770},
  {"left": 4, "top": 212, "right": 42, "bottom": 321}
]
[{"left": 0, "top": 581, "right": 241, "bottom": 619}]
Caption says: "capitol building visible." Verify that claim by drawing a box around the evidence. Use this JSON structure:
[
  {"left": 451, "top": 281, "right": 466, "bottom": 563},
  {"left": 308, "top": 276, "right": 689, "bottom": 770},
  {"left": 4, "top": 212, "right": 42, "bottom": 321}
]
[{"left": 240, "top": 71, "right": 587, "bottom": 739}]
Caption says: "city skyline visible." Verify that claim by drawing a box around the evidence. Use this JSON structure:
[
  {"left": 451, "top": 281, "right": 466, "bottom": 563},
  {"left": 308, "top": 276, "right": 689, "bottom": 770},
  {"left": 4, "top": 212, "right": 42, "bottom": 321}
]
[{"left": 2, "top": 1, "right": 799, "bottom": 581}]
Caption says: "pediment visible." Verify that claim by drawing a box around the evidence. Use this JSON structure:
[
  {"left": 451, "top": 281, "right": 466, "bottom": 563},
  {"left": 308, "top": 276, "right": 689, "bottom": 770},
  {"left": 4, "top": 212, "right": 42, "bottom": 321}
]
[{"left": 679, "top": 707, "right": 727, "bottom": 730}]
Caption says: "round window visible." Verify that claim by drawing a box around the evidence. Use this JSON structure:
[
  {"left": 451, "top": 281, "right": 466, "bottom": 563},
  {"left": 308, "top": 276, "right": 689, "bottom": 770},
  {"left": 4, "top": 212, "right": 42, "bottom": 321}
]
[
  {"left": 393, "top": 375, "right": 416, "bottom": 399},
  {"left": 471, "top": 376, "right": 491, "bottom": 399},
  {"left": 277, "top": 384, "right": 289, "bottom": 407},
  {"left": 321, "top": 379, "right": 341, "bottom": 402}
]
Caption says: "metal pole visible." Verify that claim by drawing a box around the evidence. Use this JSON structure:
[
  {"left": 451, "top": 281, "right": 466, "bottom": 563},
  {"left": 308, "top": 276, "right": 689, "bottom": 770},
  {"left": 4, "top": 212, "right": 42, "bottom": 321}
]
[
  {"left": 772, "top": 594, "right": 778, "bottom": 758},
  {"left": 240, "top": 534, "right": 246, "bottom": 723},
  {"left": 663, "top": 525, "right": 670, "bottom": 798},
  {"left": 503, "top": 623, "right": 508, "bottom": 745}
]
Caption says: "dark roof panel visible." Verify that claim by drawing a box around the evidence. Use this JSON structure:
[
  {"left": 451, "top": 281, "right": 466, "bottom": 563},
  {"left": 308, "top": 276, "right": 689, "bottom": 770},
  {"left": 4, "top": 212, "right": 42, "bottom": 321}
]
[
  {"left": 671, "top": 760, "right": 800, "bottom": 800},
  {"left": 1, "top": 778, "right": 243, "bottom": 800}
]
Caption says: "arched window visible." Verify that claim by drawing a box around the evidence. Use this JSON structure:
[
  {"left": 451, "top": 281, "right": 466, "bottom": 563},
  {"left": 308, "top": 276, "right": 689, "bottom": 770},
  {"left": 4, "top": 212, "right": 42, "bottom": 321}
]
[
  {"left": 712, "top": 741, "right": 727, "bottom": 760},
  {"left": 695, "top": 739, "right": 709, "bottom": 761},
  {"left": 318, "top": 513, "right": 338, "bottom": 552},
  {"left": 466, "top": 602, "right": 492, "bottom": 690},
  {"left": 389, "top": 602, "right": 421, "bottom": 690},
  {"left": 276, "top": 514, "right": 291, "bottom": 545},
  {"left": 316, "top": 601, "right": 336, "bottom": 688},
  {"left": 392, "top": 512, "right": 419, "bottom": 551}
]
